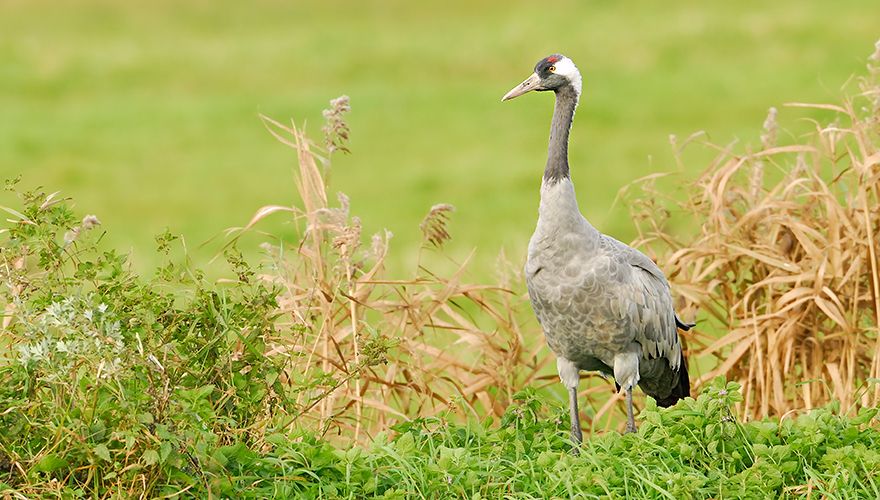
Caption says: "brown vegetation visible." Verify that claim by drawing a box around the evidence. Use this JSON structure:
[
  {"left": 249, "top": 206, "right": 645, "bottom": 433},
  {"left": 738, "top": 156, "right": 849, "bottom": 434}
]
[
  {"left": 241, "top": 110, "right": 557, "bottom": 443},
  {"left": 628, "top": 46, "right": 880, "bottom": 420}
]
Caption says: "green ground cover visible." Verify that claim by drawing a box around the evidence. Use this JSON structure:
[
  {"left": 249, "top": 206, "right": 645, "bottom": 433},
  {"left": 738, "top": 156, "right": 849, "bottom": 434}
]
[
  {"left": 2, "top": 0, "right": 878, "bottom": 275},
  {"left": 1, "top": 194, "right": 877, "bottom": 498}
]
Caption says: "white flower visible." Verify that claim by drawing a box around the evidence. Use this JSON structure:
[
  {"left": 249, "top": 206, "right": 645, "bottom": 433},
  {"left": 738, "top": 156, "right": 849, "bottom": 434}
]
[
  {"left": 64, "top": 228, "right": 80, "bottom": 245},
  {"left": 81, "top": 214, "right": 101, "bottom": 230},
  {"left": 84, "top": 309, "right": 93, "bottom": 322},
  {"left": 97, "top": 303, "right": 108, "bottom": 314}
]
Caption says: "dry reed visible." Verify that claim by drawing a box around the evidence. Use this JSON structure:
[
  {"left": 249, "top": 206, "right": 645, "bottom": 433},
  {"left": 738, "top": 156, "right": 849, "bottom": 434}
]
[
  {"left": 243, "top": 102, "right": 561, "bottom": 443},
  {"left": 627, "top": 43, "right": 880, "bottom": 420}
]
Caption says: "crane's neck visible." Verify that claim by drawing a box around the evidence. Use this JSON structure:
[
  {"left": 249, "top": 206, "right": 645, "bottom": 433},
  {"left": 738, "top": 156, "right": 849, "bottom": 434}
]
[
  {"left": 544, "top": 83, "right": 579, "bottom": 183},
  {"left": 536, "top": 80, "right": 597, "bottom": 242}
]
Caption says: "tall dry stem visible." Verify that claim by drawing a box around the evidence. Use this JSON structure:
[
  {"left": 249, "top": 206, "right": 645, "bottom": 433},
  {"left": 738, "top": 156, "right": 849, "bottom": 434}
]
[
  {"left": 248, "top": 99, "right": 561, "bottom": 443},
  {"left": 627, "top": 45, "right": 880, "bottom": 419}
]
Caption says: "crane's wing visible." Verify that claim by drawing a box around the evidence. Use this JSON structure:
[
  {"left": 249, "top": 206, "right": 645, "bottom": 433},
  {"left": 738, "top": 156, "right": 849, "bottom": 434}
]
[{"left": 602, "top": 235, "right": 683, "bottom": 370}]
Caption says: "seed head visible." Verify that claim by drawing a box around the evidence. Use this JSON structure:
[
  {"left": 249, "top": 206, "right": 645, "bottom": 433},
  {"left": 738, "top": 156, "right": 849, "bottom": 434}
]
[
  {"left": 420, "top": 204, "right": 455, "bottom": 248},
  {"left": 81, "top": 214, "right": 101, "bottom": 230}
]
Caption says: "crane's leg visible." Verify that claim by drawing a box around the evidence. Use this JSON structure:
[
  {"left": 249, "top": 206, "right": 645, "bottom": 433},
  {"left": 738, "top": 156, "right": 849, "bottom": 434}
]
[
  {"left": 613, "top": 351, "right": 640, "bottom": 434},
  {"left": 557, "top": 357, "right": 582, "bottom": 448},
  {"left": 568, "top": 386, "right": 583, "bottom": 445},
  {"left": 625, "top": 387, "right": 637, "bottom": 434}
]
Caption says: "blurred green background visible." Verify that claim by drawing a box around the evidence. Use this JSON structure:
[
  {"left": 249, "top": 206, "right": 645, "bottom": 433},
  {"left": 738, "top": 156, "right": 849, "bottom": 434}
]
[{"left": 2, "top": 0, "right": 877, "bottom": 276}]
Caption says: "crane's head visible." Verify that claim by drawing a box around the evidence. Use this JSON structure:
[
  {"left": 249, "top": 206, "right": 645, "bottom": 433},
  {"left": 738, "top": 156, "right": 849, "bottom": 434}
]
[{"left": 501, "top": 54, "right": 582, "bottom": 101}]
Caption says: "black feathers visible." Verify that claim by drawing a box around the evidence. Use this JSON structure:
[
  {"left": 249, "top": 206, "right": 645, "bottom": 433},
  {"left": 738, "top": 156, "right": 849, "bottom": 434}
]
[
  {"left": 675, "top": 313, "right": 695, "bottom": 331},
  {"left": 654, "top": 350, "right": 690, "bottom": 408}
]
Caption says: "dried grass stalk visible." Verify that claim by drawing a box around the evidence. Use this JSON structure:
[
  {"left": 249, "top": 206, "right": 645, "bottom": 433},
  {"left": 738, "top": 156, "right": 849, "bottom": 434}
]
[
  {"left": 251, "top": 103, "right": 558, "bottom": 443},
  {"left": 420, "top": 204, "right": 455, "bottom": 248},
  {"left": 627, "top": 48, "right": 880, "bottom": 419}
]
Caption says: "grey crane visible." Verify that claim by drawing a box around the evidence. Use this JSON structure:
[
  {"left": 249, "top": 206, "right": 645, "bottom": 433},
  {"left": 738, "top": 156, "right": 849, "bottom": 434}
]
[{"left": 502, "top": 54, "right": 693, "bottom": 444}]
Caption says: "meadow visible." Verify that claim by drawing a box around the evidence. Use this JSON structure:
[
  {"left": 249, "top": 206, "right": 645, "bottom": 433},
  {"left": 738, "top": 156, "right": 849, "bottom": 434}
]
[
  {"left": 2, "top": 0, "right": 879, "bottom": 275},
  {"left": 2, "top": 56, "right": 879, "bottom": 494},
  {"left": 2, "top": 0, "right": 880, "bottom": 497}
]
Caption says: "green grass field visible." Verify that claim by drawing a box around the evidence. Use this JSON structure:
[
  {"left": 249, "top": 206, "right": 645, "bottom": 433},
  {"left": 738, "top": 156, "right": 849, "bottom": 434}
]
[
  {"left": 0, "top": 0, "right": 880, "bottom": 274},
  {"left": 3, "top": 5, "right": 879, "bottom": 494},
  {"left": 2, "top": 0, "right": 878, "bottom": 275}
]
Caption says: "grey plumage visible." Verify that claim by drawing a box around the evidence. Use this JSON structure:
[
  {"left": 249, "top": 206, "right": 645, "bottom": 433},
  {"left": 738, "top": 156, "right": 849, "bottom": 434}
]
[{"left": 503, "top": 54, "right": 691, "bottom": 443}]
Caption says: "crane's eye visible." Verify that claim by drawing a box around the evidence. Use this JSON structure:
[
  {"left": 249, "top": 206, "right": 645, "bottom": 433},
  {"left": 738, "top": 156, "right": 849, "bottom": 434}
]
[{"left": 549, "top": 65, "right": 556, "bottom": 72}]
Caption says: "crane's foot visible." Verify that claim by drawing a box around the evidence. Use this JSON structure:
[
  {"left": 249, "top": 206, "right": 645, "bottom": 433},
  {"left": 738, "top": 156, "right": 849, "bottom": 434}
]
[
  {"left": 571, "top": 429, "right": 583, "bottom": 443},
  {"left": 624, "top": 422, "right": 638, "bottom": 434},
  {"left": 569, "top": 419, "right": 583, "bottom": 455},
  {"left": 569, "top": 440, "right": 582, "bottom": 456}
]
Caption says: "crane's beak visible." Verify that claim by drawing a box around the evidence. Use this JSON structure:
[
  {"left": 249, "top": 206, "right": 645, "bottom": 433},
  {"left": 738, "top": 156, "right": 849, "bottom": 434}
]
[{"left": 502, "top": 73, "right": 543, "bottom": 101}]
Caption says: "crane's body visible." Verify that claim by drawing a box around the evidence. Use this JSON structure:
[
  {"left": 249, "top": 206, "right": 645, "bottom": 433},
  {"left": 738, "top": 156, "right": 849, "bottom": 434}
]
[{"left": 503, "top": 54, "right": 691, "bottom": 444}]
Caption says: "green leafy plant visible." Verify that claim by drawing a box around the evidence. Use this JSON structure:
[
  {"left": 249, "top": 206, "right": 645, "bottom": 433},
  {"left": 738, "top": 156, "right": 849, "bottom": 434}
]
[{"left": 0, "top": 183, "right": 387, "bottom": 497}]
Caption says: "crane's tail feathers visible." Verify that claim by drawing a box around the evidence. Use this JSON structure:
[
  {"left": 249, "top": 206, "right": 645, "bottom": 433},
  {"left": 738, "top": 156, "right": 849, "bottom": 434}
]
[
  {"left": 675, "top": 313, "right": 695, "bottom": 331},
  {"left": 615, "top": 351, "right": 690, "bottom": 408},
  {"left": 654, "top": 351, "right": 690, "bottom": 408}
]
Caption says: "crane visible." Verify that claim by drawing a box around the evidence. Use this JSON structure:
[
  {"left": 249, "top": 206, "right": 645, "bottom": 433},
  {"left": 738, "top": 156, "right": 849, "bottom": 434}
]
[{"left": 502, "top": 54, "right": 693, "bottom": 444}]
